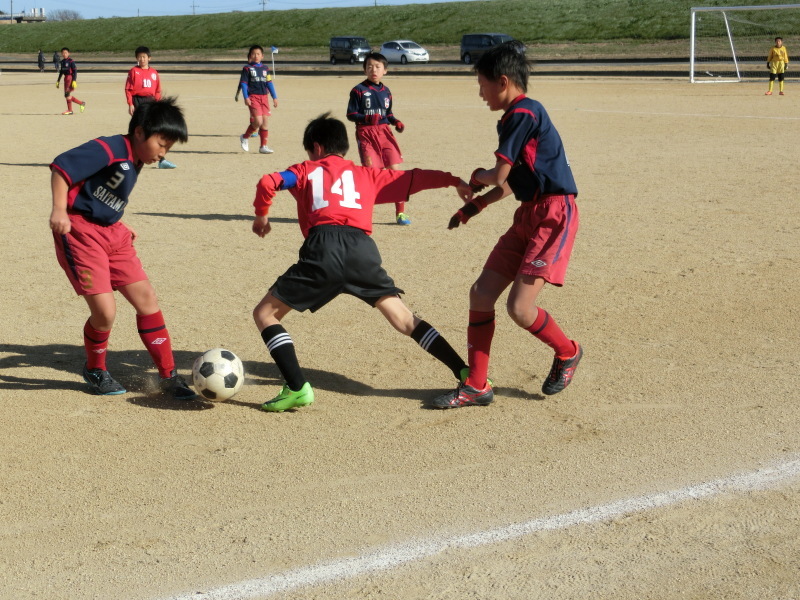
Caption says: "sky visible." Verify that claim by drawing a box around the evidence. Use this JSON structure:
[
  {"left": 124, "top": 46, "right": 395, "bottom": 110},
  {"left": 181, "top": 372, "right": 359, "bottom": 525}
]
[{"left": 27, "top": 0, "right": 450, "bottom": 19}]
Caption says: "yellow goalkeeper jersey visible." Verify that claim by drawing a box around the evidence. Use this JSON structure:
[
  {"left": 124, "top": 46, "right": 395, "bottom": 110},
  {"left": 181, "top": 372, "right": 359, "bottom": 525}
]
[{"left": 768, "top": 45, "right": 789, "bottom": 64}]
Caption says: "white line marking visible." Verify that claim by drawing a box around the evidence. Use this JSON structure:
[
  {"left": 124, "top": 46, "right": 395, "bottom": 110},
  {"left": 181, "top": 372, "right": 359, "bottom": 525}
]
[{"left": 160, "top": 456, "right": 800, "bottom": 600}]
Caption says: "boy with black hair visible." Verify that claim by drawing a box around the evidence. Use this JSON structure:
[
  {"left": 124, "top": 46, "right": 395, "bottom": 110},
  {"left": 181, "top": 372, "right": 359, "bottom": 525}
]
[
  {"left": 346, "top": 52, "right": 410, "bottom": 225},
  {"left": 125, "top": 46, "right": 177, "bottom": 168},
  {"left": 56, "top": 47, "right": 86, "bottom": 115},
  {"left": 251, "top": 113, "right": 472, "bottom": 411},
  {"left": 49, "top": 98, "right": 197, "bottom": 400},
  {"left": 430, "top": 41, "right": 582, "bottom": 409}
]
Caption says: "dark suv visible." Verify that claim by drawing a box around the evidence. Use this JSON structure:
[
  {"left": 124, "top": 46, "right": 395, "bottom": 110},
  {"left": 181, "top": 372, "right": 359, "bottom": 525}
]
[
  {"left": 330, "top": 36, "right": 371, "bottom": 64},
  {"left": 460, "top": 33, "right": 517, "bottom": 65}
]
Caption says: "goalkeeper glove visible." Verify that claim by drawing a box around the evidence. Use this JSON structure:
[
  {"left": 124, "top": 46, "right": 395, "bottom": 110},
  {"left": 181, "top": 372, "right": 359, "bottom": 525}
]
[
  {"left": 469, "top": 168, "right": 486, "bottom": 193},
  {"left": 365, "top": 113, "right": 381, "bottom": 126},
  {"left": 448, "top": 196, "right": 488, "bottom": 229},
  {"left": 767, "top": 62, "right": 771, "bottom": 69},
  {"left": 71, "top": 81, "right": 77, "bottom": 90},
  {"left": 55, "top": 81, "right": 60, "bottom": 88},
  {"left": 394, "top": 120, "right": 405, "bottom": 133}
]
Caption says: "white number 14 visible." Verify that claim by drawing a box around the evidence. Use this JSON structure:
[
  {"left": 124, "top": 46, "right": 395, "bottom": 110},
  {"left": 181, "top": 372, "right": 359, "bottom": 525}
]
[{"left": 308, "top": 167, "right": 362, "bottom": 211}]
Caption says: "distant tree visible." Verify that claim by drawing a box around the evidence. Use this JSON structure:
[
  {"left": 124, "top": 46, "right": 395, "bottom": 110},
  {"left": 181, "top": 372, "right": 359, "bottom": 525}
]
[{"left": 49, "top": 9, "right": 83, "bottom": 21}]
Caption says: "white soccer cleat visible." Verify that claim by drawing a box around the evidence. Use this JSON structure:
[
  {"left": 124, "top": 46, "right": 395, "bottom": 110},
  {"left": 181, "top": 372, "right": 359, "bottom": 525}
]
[
  {"left": 240, "top": 135, "right": 249, "bottom": 152},
  {"left": 259, "top": 145, "right": 274, "bottom": 154}
]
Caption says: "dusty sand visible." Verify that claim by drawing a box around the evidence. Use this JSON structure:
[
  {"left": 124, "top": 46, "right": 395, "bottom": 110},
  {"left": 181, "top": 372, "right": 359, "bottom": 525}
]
[{"left": 1, "top": 69, "right": 799, "bottom": 600}]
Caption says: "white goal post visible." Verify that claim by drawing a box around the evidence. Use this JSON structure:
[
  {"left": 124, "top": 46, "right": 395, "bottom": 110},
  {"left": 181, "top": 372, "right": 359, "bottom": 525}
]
[{"left": 690, "top": 4, "right": 800, "bottom": 82}]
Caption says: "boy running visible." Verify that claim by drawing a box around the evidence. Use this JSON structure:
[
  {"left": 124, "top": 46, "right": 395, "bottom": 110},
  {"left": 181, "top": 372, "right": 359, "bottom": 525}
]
[
  {"left": 251, "top": 113, "right": 472, "bottom": 412},
  {"left": 49, "top": 98, "right": 197, "bottom": 400},
  {"left": 346, "top": 52, "right": 410, "bottom": 225},
  {"left": 124, "top": 46, "right": 177, "bottom": 169},
  {"left": 56, "top": 47, "right": 86, "bottom": 116},
  {"left": 429, "top": 41, "right": 582, "bottom": 409},
  {"left": 238, "top": 44, "right": 278, "bottom": 154}
]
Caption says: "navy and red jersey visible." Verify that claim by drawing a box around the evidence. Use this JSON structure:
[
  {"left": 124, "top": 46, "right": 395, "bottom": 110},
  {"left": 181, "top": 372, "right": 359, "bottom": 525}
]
[
  {"left": 239, "top": 62, "right": 277, "bottom": 99},
  {"left": 346, "top": 80, "right": 399, "bottom": 126},
  {"left": 50, "top": 135, "right": 142, "bottom": 226},
  {"left": 496, "top": 95, "right": 578, "bottom": 203},
  {"left": 253, "top": 154, "right": 458, "bottom": 237},
  {"left": 58, "top": 57, "right": 77, "bottom": 80},
  {"left": 125, "top": 66, "right": 162, "bottom": 104}
]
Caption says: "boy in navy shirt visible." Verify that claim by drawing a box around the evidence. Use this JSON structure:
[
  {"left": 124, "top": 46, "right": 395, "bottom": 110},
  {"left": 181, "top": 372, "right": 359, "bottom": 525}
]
[
  {"left": 49, "top": 98, "right": 197, "bottom": 400},
  {"left": 346, "top": 53, "right": 410, "bottom": 225},
  {"left": 56, "top": 47, "right": 86, "bottom": 115},
  {"left": 238, "top": 45, "right": 278, "bottom": 154},
  {"left": 430, "top": 42, "right": 582, "bottom": 408}
]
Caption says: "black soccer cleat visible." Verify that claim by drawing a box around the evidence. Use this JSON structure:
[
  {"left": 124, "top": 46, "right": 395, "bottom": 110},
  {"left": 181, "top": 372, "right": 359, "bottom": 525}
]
[
  {"left": 160, "top": 370, "right": 199, "bottom": 401},
  {"left": 82, "top": 364, "right": 126, "bottom": 396},
  {"left": 426, "top": 382, "right": 494, "bottom": 409},
  {"left": 542, "top": 343, "right": 583, "bottom": 395}
]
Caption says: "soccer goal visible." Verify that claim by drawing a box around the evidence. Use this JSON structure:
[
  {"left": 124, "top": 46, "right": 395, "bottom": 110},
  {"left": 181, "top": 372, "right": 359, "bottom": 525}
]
[{"left": 690, "top": 4, "right": 800, "bottom": 82}]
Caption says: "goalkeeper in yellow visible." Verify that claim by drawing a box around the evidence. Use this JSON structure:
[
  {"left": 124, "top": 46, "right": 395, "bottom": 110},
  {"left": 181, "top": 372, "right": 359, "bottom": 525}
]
[{"left": 766, "top": 37, "right": 789, "bottom": 96}]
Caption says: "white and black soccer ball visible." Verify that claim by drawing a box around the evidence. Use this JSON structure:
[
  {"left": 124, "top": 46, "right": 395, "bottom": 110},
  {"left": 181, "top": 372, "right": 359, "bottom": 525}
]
[{"left": 192, "top": 348, "right": 245, "bottom": 401}]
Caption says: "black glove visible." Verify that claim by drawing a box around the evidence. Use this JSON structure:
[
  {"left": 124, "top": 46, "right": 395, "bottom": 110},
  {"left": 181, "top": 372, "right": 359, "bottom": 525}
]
[{"left": 767, "top": 62, "right": 770, "bottom": 69}]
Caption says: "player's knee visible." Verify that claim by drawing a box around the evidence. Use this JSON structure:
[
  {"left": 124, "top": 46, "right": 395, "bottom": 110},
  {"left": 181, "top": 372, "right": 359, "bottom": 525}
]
[{"left": 506, "top": 300, "right": 535, "bottom": 328}]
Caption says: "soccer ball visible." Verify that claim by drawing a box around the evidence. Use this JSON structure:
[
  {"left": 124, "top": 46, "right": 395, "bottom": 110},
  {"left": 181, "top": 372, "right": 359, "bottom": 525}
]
[{"left": 192, "top": 348, "right": 245, "bottom": 401}]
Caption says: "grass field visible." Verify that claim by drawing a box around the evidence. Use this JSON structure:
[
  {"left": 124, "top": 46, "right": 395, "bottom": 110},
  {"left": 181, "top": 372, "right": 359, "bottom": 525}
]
[{"left": 2, "top": 0, "right": 800, "bottom": 56}]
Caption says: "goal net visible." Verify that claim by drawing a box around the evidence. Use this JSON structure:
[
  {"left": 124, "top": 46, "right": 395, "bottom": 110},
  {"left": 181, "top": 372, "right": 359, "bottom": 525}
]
[{"left": 690, "top": 4, "right": 800, "bottom": 82}]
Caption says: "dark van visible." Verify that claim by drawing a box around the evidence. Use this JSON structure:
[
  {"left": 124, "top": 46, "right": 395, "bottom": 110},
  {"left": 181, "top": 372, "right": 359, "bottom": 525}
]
[
  {"left": 330, "top": 36, "right": 371, "bottom": 64},
  {"left": 460, "top": 33, "right": 516, "bottom": 64}
]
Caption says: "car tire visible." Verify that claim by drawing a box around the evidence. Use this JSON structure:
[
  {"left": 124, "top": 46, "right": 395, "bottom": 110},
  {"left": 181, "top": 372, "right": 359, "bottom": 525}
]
[
  {"left": 400, "top": 55, "right": 408, "bottom": 65},
  {"left": 463, "top": 53, "right": 472, "bottom": 65},
  {"left": 349, "top": 56, "right": 356, "bottom": 64},
  {"left": 330, "top": 56, "right": 336, "bottom": 65}
]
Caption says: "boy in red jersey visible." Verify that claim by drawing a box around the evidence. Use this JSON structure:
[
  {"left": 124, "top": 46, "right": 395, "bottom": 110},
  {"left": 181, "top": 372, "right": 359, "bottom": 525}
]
[
  {"left": 238, "top": 45, "right": 278, "bottom": 154},
  {"left": 346, "top": 53, "right": 410, "bottom": 225},
  {"left": 124, "top": 46, "right": 177, "bottom": 169},
  {"left": 250, "top": 113, "right": 472, "bottom": 412},
  {"left": 429, "top": 41, "right": 582, "bottom": 409},
  {"left": 49, "top": 98, "right": 198, "bottom": 400},
  {"left": 56, "top": 48, "right": 86, "bottom": 116}
]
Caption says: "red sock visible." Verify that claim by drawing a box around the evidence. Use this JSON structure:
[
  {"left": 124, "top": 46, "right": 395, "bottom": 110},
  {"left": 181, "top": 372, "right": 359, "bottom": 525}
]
[
  {"left": 136, "top": 311, "right": 175, "bottom": 378},
  {"left": 466, "top": 310, "right": 495, "bottom": 389},
  {"left": 259, "top": 129, "right": 269, "bottom": 146},
  {"left": 66, "top": 99, "right": 73, "bottom": 111},
  {"left": 395, "top": 201, "right": 406, "bottom": 216},
  {"left": 84, "top": 320, "right": 110, "bottom": 370},
  {"left": 244, "top": 125, "right": 255, "bottom": 137},
  {"left": 72, "top": 95, "right": 83, "bottom": 105},
  {"left": 527, "top": 307, "right": 575, "bottom": 358}
]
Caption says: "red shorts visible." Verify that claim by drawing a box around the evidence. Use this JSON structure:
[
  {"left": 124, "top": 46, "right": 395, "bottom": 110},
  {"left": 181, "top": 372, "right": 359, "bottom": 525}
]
[
  {"left": 248, "top": 94, "right": 272, "bottom": 118},
  {"left": 356, "top": 125, "right": 403, "bottom": 169},
  {"left": 484, "top": 194, "right": 579, "bottom": 286},
  {"left": 53, "top": 214, "right": 148, "bottom": 295}
]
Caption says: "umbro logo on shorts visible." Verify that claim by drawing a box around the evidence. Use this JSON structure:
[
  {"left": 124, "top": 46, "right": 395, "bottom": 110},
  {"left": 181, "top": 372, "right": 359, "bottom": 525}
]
[
  {"left": 530, "top": 259, "right": 547, "bottom": 267},
  {"left": 150, "top": 337, "right": 168, "bottom": 345}
]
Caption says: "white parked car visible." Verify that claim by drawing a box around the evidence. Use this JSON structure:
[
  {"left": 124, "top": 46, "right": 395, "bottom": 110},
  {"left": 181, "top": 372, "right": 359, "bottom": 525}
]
[{"left": 380, "top": 40, "right": 429, "bottom": 64}]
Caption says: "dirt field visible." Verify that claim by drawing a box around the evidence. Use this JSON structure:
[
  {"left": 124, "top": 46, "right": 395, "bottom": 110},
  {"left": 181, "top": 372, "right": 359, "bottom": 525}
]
[{"left": 1, "top": 69, "right": 799, "bottom": 600}]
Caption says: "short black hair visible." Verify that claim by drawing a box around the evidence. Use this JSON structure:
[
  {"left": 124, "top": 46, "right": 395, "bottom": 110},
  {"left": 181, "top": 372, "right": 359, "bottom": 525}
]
[
  {"left": 776, "top": 36, "right": 783, "bottom": 42},
  {"left": 474, "top": 41, "right": 529, "bottom": 93},
  {"left": 60, "top": 47, "right": 69, "bottom": 53},
  {"left": 363, "top": 52, "right": 388, "bottom": 70},
  {"left": 303, "top": 112, "right": 349, "bottom": 156},
  {"left": 135, "top": 46, "right": 151, "bottom": 57},
  {"left": 128, "top": 97, "right": 189, "bottom": 143},
  {"left": 248, "top": 44, "right": 264, "bottom": 57}
]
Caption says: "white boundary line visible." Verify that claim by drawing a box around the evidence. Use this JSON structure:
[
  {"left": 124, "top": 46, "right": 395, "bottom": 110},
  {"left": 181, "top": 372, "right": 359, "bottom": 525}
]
[{"left": 158, "top": 456, "right": 800, "bottom": 600}]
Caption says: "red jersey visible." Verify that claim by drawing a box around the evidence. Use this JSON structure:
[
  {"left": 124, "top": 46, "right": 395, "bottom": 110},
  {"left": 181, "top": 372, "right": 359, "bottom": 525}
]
[
  {"left": 254, "top": 154, "right": 459, "bottom": 237},
  {"left": 125, "top": 66, "right": 162, "bottom": 105}
]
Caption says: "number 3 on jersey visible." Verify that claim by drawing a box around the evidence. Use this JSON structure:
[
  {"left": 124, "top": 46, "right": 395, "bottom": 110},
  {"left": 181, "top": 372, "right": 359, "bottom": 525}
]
[{"left": 308, "top": 167, "right": 362, "bottom": 211}]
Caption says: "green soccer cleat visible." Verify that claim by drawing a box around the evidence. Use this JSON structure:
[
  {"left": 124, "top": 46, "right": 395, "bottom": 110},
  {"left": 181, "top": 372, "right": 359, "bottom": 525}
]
[
  {"left": 79, "top": 102, "right": 86, "bottom": 113},
  {"left": 396, "top": 213, "right": 411, "bottom": 225},
  {"left": 260, "top": 382, "right": 314, "bottom": 412}
]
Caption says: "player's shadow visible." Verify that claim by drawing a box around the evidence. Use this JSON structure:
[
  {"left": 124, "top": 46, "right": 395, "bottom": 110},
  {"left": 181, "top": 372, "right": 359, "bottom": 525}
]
[
  {"left": 0, "top": 343, "right": 215, "bottom": 411},
  {"left": 0, "top": 162, "right": 50, "bottom": 168},
  {"left": 135, "top": 211, "right": 296, "bottom": 224}
]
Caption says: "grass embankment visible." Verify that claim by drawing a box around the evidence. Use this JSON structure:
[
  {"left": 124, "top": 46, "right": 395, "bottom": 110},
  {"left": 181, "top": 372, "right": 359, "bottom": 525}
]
[{"left": 0, "top": 0, "right": 797, "bottom": 58}]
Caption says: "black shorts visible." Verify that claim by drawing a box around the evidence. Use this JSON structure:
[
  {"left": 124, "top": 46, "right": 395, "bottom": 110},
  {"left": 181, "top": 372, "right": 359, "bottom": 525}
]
[{"left": 271, "top": 225, "right": 403, "bottom": 313}]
